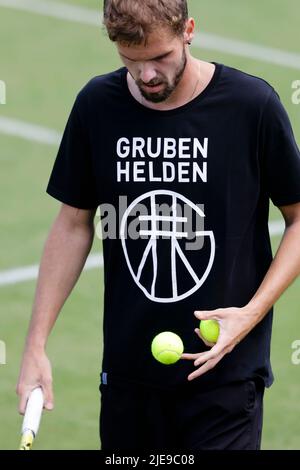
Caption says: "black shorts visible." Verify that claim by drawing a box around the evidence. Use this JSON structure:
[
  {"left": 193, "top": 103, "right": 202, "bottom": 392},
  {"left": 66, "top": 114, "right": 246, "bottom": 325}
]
[{"left": 100, "top": 377, "right": 265, "bottom": 451}]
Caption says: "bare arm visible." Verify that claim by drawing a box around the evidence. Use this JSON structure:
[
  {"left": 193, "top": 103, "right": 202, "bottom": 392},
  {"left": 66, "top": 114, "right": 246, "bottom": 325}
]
[
  {"left": 246, "top": 202, "right": 300, "bottom": 316},
  {"left": 16, "top": 203, "right": 97, "bottom": 412},
  {"left": 182, "top": 202, "right": 300, "bottom": 380}
]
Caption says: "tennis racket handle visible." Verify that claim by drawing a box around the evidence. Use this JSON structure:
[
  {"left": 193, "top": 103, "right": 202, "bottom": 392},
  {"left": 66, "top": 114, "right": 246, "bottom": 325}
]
[
  {"left": 22, "top": 387, "right": 44, "bottom": 436},
  {"left": 19, "top": 430, "right": 34, "bottom": 450}
]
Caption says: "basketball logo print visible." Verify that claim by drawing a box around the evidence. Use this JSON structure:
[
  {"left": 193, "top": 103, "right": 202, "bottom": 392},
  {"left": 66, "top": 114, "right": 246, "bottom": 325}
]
[{"left": 120, "top": 190, "right": 215, "bottom": 303}]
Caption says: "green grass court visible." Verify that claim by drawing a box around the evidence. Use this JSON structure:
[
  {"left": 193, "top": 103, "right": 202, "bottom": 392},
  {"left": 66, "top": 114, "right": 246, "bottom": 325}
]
[{"left": 1, "top": 0, "right": 300, "bottom": 449}]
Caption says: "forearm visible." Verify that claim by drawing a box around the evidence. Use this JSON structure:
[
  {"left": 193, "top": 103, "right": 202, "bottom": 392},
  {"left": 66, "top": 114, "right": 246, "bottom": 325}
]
[
  {"left": 246, "top": 220, "right": 300, "bottom": 321},
  {"left": 183, "top": 209, "right": 300, "bottom": 380},
  {"left": 25, "top": 215, "right": 95, "bottom": 352}
]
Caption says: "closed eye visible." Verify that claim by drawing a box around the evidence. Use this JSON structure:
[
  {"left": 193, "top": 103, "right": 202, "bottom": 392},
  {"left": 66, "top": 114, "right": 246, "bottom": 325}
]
[{"left": 120, "top": 51, "right": 172, "bottom": 63}]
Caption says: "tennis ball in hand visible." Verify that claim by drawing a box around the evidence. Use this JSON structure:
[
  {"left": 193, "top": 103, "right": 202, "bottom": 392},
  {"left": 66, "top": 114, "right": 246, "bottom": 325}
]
[
  {"left": 151, "top": 332, "right": 184, "bottom": 365},
  {"left": 199, "top": 320, "right": 220, "bottom": 343}
]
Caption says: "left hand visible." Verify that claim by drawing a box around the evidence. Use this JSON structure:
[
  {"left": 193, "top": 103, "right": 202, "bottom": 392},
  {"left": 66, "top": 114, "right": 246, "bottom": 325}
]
[{"left": 181, "top": 306, "right": 259, "bottom": 381}]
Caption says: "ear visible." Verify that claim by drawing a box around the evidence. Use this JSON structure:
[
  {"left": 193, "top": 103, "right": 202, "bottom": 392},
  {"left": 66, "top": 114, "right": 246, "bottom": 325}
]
[{"left": 184, "top": 18, "right": 195, "bottom": 45}]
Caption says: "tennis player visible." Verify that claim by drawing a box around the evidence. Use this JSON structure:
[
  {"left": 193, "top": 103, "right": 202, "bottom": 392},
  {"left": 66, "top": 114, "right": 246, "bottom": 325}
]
[{"left": 17, "top": 0, "right": 300, "bottom": 450}]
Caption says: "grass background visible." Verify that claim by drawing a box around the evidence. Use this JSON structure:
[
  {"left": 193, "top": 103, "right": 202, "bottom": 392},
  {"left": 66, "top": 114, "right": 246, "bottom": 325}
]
[{"left": 0, "top": 0, "right": 300, "bottom": 449}]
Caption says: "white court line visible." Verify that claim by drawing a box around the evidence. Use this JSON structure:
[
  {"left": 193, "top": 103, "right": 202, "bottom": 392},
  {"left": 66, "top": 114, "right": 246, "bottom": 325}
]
[
  {"left": 0, "top": 221, "right": 285, "bottom": 286},
  {"left": 0, "top": 253, "right": 103, "bottom": 287},
  {"left": 193, "top": 33, "right": 300, "bottom": 70},
  {"left": 269, "top": 219, "right": 285, "bottom": 236},
  {"left": 0, "top": 116, "right": 61, "bottom": 146},
  {"left": 0, "top": 0, "right": 300, "bottom": 70},
  {"left": 0, "top": 0, "right": 101, "bottom": 26}
]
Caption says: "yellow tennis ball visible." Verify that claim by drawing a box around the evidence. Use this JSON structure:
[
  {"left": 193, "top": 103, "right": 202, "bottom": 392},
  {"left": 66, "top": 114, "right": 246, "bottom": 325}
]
[
  {"left": 199, "top": 319, "right": 220, "bottom": 343},
  {"left": 151, "top": 332, "right": 184, "bottom": 365}
]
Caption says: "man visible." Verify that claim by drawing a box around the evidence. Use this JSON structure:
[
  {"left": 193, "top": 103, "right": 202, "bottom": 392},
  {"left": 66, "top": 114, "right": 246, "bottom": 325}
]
[{"left": 17, "top": 0, "right": 300, "bottom": 450}]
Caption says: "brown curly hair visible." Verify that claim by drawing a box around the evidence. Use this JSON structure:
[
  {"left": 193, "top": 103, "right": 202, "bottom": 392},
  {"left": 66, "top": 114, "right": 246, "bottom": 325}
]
[{"left": 103, "top": 0, "right": 189, "bottom": 45}]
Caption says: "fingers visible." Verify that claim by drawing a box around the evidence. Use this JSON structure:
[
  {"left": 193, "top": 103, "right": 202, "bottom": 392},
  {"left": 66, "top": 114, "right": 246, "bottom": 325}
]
[
  {"left": 181, "top": 352, "right": 203, "bottom": 360},
  {"left": 193, "top": 341, "right": 227, "bottom": 367},
  {"left": 181, "top": 329, "right": 220, "bottom": 361},
  {"left": 185, "top": 340, "right": 234, "bottom": 381},
  {"left": 42, "top": 381, "right": 54, "bottom": 411},
  {"left": 194, "top": 309, "right": 222, "bottom": 321},
  {"left": 188, "top": 355, "right": 222, "bottom": 381},
  {"left": 18, "top": 389, "right": 31, "bottom": 415},
  {"left": 17, "top": 382, "right": 54, "bottom": 415},
  {"left": 182, "top": 338, "right": 229, "bottom": 382},
  {"left": 183, "top": 306, "right": 244, "bottom": 381}
]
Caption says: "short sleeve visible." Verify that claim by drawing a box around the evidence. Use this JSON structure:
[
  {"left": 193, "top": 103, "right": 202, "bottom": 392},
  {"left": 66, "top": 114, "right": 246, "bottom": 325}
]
[
  {"left": 46, "top": 97, "right": 98, "bottom": 209},
  {"left": 260, "top": 89, "right": 300, "bottom": 207}
]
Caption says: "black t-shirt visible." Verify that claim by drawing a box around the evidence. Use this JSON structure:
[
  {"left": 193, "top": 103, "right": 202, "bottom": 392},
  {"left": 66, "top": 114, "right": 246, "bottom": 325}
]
[{"left": 47, "top": 63, "right": 300, "bottom": 391}]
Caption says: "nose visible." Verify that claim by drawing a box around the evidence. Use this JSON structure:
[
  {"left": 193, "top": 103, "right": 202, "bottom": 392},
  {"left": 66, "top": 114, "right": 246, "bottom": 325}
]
[{"left": 139, "top": 63, "right": 157, "bottom": 84}]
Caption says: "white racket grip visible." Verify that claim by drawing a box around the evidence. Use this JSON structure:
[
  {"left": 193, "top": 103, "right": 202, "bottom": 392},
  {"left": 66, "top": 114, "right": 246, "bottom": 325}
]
[{"left": 22, "top": 387, "right": 44, "bottom": 436}]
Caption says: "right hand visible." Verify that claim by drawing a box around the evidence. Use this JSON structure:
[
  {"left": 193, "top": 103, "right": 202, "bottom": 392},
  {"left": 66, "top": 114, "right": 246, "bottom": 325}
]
[{"left": 16, "top": 349, "right": 54, "bottom": 415}]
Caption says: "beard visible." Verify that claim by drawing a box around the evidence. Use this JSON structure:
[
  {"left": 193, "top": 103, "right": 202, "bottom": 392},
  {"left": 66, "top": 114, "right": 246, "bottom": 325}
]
[{"left": 136, "top": 47, "right": 187, "bottom": 103}]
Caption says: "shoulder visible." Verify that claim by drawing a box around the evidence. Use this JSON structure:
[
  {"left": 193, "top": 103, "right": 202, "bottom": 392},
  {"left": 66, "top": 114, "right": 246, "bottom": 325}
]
[
  {"left": 75, "top": 67, "right": 126, "bottom": 110},
  {"left": 219, "top": 63, "right": 275, "bottom": 109}
]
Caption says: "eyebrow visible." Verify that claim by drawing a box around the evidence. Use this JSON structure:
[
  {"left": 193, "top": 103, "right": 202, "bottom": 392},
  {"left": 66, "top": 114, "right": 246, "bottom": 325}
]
[{"left": 119, "top": 51, "right": 172, "bottom": 62}]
